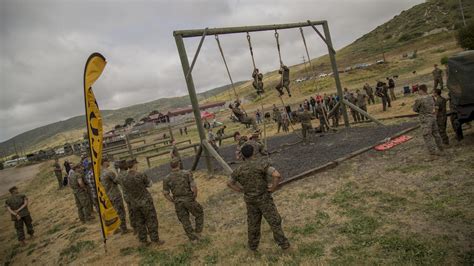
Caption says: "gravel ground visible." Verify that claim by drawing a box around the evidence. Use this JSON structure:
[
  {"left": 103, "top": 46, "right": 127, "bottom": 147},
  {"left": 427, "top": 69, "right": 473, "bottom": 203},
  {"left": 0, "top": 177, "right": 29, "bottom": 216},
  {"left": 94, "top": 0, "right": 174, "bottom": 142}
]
[{"left": 146, "top": 122, "right": 417, "bottom": 182}]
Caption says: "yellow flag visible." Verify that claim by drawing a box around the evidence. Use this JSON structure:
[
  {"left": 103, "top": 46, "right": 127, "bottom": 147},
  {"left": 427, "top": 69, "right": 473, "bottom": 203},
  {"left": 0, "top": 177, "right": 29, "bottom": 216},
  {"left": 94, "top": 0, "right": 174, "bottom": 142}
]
[{"left": 83, "top": 53, "right": 120, "bottom": 239}]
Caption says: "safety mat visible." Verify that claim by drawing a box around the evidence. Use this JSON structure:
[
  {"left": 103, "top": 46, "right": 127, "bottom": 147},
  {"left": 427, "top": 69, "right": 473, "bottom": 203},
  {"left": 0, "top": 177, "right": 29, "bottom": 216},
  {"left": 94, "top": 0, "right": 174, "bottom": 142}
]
[{"left": 374, "top": 135, "right": 413, "bottom": 151}]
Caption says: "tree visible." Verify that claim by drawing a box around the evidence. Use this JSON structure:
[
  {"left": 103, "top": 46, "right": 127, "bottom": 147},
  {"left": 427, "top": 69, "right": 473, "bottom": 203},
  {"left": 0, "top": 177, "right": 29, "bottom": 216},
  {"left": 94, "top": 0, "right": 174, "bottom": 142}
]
[
  {"left": 124, "top": 117, "right": 135, "bottom": 126},
  {"left": 457, "top": 22, "right": 474, "bottom": 50}
]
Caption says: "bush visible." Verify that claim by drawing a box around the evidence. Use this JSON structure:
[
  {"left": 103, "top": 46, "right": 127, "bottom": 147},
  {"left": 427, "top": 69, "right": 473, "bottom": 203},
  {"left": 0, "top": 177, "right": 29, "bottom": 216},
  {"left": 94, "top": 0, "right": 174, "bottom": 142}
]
[
  {"left": 457, "top": 22, "right": 474, "bottom": 50},
  {"left": 440, "top": 56, "right": 449, "bottom": 65}
]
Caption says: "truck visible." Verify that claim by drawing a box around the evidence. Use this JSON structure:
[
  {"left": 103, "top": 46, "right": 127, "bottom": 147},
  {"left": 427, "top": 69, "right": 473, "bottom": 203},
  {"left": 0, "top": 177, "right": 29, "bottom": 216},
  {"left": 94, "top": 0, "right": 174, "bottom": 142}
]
[{"left": 447, "top": 50, "right": 474, "bottom": 140}]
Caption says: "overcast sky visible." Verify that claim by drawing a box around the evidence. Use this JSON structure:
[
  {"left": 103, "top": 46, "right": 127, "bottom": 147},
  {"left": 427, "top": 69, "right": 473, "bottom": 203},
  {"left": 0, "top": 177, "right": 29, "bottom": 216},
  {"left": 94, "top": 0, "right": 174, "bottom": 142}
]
[{"left": 0, "top": 0, "right": 423, "bottom": 142}]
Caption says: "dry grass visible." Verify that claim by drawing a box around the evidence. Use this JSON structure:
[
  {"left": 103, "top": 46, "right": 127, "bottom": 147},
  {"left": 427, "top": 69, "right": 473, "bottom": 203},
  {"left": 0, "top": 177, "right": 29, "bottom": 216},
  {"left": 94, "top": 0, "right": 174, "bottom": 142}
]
[{"left": 1, "top": 118, "right": 473, "bottom": 265}]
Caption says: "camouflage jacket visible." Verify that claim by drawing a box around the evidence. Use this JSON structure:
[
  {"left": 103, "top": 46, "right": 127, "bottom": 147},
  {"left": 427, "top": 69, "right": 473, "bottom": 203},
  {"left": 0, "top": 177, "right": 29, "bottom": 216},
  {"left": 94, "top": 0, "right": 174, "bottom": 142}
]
[
  {"left": 230, "top": 158, "right": 274, "bottom": 202},
  {"left": 5, "top": 193, "right": 30, "bottom": 220},
  {"left": 434, "top": 95, "right": 447, "bottom": 118},
  {"left": 432, "top": 68, "right": 443, "bottom": 79},
  {"left": 298, "top": 110, "right": 312, "bottom": 125},
  {"left": 356, "top": 93, "right": 367, "bottom": 107},
  {"left": 69, "top": 170, "right": 86, "bottom": 193},
  {"left": 162, "top": 170, "right": 196, "bottom": 202},
  {"left": 101, "top": 168, "right": 121, "bottom": 200},
  {"left": 413, "top": 95, "right": 435, "bottom": 118},
  {"left": 120, "top": 170, "right": 154, "bottom": 208}
]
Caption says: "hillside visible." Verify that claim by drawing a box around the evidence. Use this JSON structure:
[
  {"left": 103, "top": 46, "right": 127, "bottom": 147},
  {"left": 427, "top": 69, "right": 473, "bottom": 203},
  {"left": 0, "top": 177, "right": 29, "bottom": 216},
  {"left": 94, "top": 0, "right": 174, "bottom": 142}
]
[{"left": 0, "top": 82, "right": 244, "bottom": 157}]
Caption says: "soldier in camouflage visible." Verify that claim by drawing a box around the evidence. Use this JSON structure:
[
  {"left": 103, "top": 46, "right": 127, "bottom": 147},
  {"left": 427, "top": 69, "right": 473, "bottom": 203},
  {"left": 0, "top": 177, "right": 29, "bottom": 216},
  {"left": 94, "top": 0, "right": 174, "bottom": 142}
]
[
  {"left": 412, "top": 84, "right": 444, "bottom": 156},
  {"left": 272, "top": 105, "right": 283, "bottom": 133},
  {"left": 163, "top": 159, "right": 204, "bottom": 241},
  {"left": 315, "top": 104, "right": 329, "bottom": 132},
  {"left": 233, "top": 132, "right": 248, "bottom": 161},
  {"left": 116, "top": 160, "right": 137, "bottom": 234},
  {"left": 53, "top": 158, "right": 63, "bottom": 189},
  {"left": 69, "top": 164, "right": 93, "bottom": 223},
  {"left": 5, "top": 186, "right": 34, "bottom": 246},
  {"left": 433, "top": 88, "right": 449, "bottom": 145},
  {"left": 247, "top": 132, "right": 268, "bottom": 158},
  {"left": 121, "top": 159, "right": 164, "bottom": 245},
  {"left": 347, "top": 92, "right": 361, "bottom": 122},
  {"left": 228, "top": 144, "right": 290, "bottom": 251},
  {"left": 275, "top": 64, "right": 291, "bottom": 97},
  {"left": 298, "top": 105, "right": 313, "bottom": 143},
  {"left": 252, "top": 68, "right": 264, "bottom": 95},
  {"left": 432, "top": 64, "right": 443, "bottom": 90},
  {"left": 101, "top": 158, "right": 129, "bottom": 234},
  {"left": 170, "top": 139, "right": 183, "bottom": 169},
  {"left": 356, "top": 89, "right": 368, "bottom": 121},
  {"left": 229, "top": 103, "right": 258, "bottom": 130}
]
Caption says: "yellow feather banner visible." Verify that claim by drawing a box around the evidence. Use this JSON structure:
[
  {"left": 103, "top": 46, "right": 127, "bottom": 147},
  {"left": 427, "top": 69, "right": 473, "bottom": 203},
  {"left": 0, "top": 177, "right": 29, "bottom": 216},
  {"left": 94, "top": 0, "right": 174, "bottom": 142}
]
[{"left": 83, "top": 53, "right": 120, "bottom": 240}]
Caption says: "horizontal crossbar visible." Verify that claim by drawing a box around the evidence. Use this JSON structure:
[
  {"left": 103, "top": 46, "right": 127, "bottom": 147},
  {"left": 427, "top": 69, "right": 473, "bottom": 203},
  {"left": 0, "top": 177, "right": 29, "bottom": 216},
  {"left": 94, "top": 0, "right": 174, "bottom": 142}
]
[{"left": 174, "top": 20, "right": 326, "bottom": 38}]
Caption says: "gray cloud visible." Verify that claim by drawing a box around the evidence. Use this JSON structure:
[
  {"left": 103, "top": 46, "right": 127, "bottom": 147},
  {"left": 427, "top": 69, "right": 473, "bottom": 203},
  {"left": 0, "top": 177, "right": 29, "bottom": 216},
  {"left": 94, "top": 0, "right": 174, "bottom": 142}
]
[{"left": 0, "top": 0, "right": 422, "bottom": 141}]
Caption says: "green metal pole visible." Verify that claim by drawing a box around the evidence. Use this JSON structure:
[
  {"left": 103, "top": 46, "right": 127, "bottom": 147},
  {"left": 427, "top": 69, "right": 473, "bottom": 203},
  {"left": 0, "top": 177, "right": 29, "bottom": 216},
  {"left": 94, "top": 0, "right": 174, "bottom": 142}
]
[
  {"left": 322, "top": 21, "right": 350, "bottom": 128},
  {"left": 174, "top": 34, "right": 212, "bottom": 172}
]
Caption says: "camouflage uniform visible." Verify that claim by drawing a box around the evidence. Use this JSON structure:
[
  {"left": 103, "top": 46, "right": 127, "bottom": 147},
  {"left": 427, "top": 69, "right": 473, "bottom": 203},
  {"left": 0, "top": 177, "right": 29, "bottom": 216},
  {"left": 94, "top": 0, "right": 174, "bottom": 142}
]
[
  {"left": 376, "top": 83, "right": 391, "bottom": 111},
  {"left": 432, "top": 68, "right": 443, "bottom": 90},
  {"left": 272, "top": 107, "right": 282, "bottom": 133},
  {"left": 245, "top": 139, "right": 267, "bottom": 159},
  {"left": 363, "top": 84, "right": 375, "bottom": 104},
  {"left": 171, "top": 145, "right": 183, "bottom": 169},
  {"left": 434, "top": 95, "right": 449, "bottom": 145},
  {"left": 328, "top": 100, "right": 340, "bottom": 127},
  {"left": 117, "top": 171, "right": 137, "bottom": 231},
  {"left": 163, "top": 170, "right": 203, "bottom": 240},
  {"left": 315, "top": 104, "right": 329, "bottom": 132},
  {"left": 413, "top": 95, "right": 444, "bottom": 155},
  {"left": 252, "top": 69, "right": 264, "bottom": 94},
  {"left": 230, "top": 159, "right": 289, "bottom": 250},
  {"left": 69, "top": 170, "right": 93, "bottom": 222},
  {"left": 275, "top": 65, "right": 291, "bottom": 96},
  {"left": 232, "top": 106, "right": 258, "bottom": 130},
  {"left": 101, "top": 168, "right": 128, "bottom": 231},
  {"left": 121, "top": 170, "right": 160, "bottom": 243},
  {"left": 347, "top": 94, "right": 361, "bottom": 122},
  {"left": 356, "top": 92, "right": 368, "bottom": 121},
  {"left": 5, "top": 193, "right": 34, "bottom": 241},
  {"left": 53, "top": 162, "right": 63, "bottom": 188},
  {"left": 298, "top": 110, "right": 313, "bottom": 142}
]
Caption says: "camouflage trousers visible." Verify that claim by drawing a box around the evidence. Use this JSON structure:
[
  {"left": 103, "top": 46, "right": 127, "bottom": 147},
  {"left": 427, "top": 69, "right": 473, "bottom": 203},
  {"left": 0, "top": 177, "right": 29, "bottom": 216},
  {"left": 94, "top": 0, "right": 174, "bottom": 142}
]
[
  {"left": 389, "top": 87, "right": 397, "bottom": 101},
  {"left": 110, "top": 197, "right": 128, "bottom": 231},
  {"left": 434, "top": 78, "right": 443, "bottom": 90},
  {"left": 245, "top": 194, "right": 289, "bottom": 250},
  {"left": 131, "top": 200, "right": 160, "bottom": 243},
  {"left": 54, "top": 171, "right": 63, "bottom": 188},
  {"left": 301, "top": 123, "right": 313, "bottom": 142},
  {"left": 350, "top": 109, "right": 361, "bottom": 122},
  {"left": 358, "top": 105, "right": 368, "bottom": 121},
  {"left": 174, "top": 200, "right": 204, "bottom": 240},
  {"left": 319, "top": 117, "right": 329, "bottom": 132},
  {"left": 420, "top": 115, "right": 444, "bottom": 155},
  {"left": 124, "top": 198, "right": 138, "bottom": 232},
  {"left": 436, "top": 115, "right": 449, "bottom": 145},
  {"left": 14, "top": 215, "right": 34, "bottom": 241},
  {"left": 252, "top": 80, "right": 264, "bottom": 94},
  {"left": 73, "top": 190, "right": 92, "bottom": 222},
  {"left": 367, "top": 94, "right": 375, "bottom": 105},
  {"left": 275, "top": 80, "right": 291, "bottom": 96}
]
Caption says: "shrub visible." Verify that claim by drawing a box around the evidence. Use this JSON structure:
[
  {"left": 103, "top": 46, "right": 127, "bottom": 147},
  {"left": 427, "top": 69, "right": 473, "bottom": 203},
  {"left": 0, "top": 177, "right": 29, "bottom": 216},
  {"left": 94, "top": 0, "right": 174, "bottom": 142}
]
[{"left": 456, "top": 21, "right": 474, "bottom": 50}]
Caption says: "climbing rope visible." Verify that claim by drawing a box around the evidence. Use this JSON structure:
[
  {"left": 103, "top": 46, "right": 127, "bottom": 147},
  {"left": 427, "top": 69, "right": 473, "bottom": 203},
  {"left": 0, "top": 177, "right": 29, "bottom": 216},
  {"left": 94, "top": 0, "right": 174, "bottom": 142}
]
[
  {"left": 215, "top": 35, "right": 238, "bottom": 98},
  {"left": 246, "top": 32, "right": 257, "bottom": 70}
]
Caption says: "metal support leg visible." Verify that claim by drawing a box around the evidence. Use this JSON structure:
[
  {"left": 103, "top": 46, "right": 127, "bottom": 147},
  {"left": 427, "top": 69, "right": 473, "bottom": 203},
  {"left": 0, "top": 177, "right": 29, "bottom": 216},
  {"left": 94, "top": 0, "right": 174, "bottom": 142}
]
[
  {"left": 322, "top": 21, "right": 349, "bottom": 128},
  {"left": 202, "top": 141, "right": 233, "bottom": 175},
  {"left": 174, "top": 34, "right": 212, "bottom": 172},
  {"left": 341, "top": 100, "right": 384, "bottom": 126}
]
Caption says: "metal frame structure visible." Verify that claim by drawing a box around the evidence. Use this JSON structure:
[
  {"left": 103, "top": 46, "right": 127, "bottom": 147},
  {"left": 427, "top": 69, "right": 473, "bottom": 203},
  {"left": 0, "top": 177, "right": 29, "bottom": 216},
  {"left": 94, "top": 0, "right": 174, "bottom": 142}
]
[{"left": 173, "top": 20, "right": 382, "bottom": 173}]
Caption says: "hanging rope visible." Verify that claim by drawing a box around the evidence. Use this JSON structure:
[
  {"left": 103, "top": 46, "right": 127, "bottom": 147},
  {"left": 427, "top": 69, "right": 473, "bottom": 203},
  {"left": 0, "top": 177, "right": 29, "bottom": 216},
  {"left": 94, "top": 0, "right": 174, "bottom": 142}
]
[
  {"left": 246, "top": 32, "right": 257, "bottom": 70},
  {"left": 215, "top": 35, "right": 238, "bottom": 98},
  {"left": 274, "top": 30, "right": 283, "bottom": 66}
]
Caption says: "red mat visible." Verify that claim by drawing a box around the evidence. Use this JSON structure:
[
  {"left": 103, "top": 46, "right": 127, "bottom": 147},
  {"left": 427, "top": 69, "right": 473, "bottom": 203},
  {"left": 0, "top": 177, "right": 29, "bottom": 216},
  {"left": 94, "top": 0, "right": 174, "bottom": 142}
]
[{"left": 374, "top": 135, "right": 413, "bottom": 151}]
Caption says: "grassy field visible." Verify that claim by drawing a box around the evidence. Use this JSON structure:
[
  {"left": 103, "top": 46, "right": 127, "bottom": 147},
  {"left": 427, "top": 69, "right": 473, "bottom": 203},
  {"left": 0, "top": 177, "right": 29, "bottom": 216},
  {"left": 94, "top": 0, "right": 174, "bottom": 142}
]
[{"left": 1, "top": 119, "right": 472, "bottom": 265}]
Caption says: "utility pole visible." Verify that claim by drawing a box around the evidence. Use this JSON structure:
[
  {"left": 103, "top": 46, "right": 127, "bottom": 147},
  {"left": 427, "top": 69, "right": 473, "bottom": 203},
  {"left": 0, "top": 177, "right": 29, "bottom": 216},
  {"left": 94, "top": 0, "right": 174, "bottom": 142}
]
[
  {"left": 459, "top": 0, "right": 466, "bottom": 27},
  {"left": 301, "top": 55, "right": 307, "bottom": 73}
]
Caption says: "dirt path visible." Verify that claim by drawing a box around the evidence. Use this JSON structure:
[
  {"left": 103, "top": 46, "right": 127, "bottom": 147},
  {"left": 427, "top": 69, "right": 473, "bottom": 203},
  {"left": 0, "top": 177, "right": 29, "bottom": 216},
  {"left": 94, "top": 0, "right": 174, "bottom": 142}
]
[{"left": 0, "top": 163, "right": 44, "bottom": 196}]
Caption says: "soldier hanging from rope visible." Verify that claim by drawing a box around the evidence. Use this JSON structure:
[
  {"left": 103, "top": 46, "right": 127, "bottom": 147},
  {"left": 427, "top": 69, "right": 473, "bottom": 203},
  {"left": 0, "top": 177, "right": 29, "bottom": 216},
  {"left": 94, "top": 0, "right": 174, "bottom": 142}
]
[
  {"left": 275, "top": 64, "right": 291, "bottom": 97},
  {"left": 252, "top": 68, "right": 264, "bottom": 95},
  {"left": 228, "top": 102, "right": 258, "bottom": 130}
]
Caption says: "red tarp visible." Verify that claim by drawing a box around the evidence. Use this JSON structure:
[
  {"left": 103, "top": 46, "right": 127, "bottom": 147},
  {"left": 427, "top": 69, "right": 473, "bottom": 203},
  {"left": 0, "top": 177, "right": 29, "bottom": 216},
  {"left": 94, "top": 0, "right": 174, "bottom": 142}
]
[
  {"left": 201, "top": 111, "right": 215, "bottom": 119},
  {"left": 374, "top": 135, "right": 413, "bottom": 151}
]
